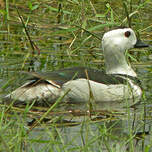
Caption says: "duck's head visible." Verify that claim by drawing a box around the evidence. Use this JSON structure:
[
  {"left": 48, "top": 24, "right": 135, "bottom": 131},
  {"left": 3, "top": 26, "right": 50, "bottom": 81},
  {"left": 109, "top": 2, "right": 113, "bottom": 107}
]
[
  {"left": 102, "top": 28, "right": 149, "bottom": 76},
  {"left": 102, "top": 28, "right": 148, "bottom": 52}
]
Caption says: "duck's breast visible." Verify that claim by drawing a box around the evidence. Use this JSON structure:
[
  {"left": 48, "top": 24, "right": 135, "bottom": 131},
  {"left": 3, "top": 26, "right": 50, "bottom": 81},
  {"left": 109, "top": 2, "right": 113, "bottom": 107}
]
[{"left": 63, "top": 78, "right": 142, "bottom": 104}]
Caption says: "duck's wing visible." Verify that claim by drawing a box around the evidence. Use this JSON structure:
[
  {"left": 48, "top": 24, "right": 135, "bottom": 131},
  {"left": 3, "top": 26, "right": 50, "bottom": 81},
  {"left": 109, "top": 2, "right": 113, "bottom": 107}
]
[{"left": 24, "top": 67, "right": 126, "bottom": 86}]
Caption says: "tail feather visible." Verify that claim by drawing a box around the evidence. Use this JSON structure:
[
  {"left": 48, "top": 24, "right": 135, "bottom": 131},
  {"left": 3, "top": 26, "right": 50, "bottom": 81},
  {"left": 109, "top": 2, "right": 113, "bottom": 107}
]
[{"left": 3, "top": 80, "right": 62, "bottom": 105}]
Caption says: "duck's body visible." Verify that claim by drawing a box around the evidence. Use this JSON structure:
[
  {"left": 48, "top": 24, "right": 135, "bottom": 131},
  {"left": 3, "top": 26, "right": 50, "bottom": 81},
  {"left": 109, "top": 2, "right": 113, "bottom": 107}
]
[
  {"left": 5, "top": 28, "right": 148, "bottom": 106},
  {"left": 5, "top": 67, "right": 141, "bottom": 104}
]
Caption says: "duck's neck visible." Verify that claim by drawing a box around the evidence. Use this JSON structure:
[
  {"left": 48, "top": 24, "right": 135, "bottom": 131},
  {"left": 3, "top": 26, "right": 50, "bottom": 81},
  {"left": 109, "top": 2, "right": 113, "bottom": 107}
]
[{"left": 104, "top": 50, "right": 137, "bottom": 77}]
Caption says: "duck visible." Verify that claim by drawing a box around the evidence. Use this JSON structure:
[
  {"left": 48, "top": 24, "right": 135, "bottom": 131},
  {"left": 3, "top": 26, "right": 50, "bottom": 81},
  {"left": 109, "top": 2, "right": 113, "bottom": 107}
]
[{"left": 4, "top": 28, "right": 149, "bottom": 107}]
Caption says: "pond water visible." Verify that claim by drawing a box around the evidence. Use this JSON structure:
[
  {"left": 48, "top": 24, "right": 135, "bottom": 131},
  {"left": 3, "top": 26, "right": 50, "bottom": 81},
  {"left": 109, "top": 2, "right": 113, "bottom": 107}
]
[{"left": 0, "top": 0, "right": 152, "bottom": 152}]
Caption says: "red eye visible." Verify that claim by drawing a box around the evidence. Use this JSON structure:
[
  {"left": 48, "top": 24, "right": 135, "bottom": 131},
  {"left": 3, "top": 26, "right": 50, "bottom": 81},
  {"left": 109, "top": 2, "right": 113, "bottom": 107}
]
[{"left": 124, "top": 31, "right": 131, "bottom": 37}]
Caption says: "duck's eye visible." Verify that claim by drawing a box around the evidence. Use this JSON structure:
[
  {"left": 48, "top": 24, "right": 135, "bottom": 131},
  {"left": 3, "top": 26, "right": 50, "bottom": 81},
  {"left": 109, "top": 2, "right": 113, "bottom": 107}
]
[{"left": 124, "top": 31, "right": 131, "bottom": 38}]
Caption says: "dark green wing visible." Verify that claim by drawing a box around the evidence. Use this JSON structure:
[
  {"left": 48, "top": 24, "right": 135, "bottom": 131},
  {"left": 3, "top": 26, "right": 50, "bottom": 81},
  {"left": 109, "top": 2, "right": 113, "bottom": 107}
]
[{"left": 26, "top": 67, "right": 127, "bottom": 86}]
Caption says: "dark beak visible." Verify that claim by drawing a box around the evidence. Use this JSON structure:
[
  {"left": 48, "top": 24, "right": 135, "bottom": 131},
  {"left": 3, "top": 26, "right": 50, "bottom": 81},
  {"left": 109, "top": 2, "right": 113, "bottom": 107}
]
[{"left": 134, "top": 40, "right": 149, "bottom": 48}]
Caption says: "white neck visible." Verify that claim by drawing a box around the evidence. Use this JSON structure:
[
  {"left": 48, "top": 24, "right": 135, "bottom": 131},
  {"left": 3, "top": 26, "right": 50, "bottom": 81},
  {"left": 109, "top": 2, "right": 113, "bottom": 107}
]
[{"left": 103, "top": 48, "right": 137, "bottom": 77}]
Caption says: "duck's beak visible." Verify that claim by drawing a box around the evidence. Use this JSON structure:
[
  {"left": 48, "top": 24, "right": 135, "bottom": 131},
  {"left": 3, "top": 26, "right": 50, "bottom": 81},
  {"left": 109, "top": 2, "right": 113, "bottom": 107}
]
[{"left": 134, "top": 40, "right": 149, "bottom": 48}]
